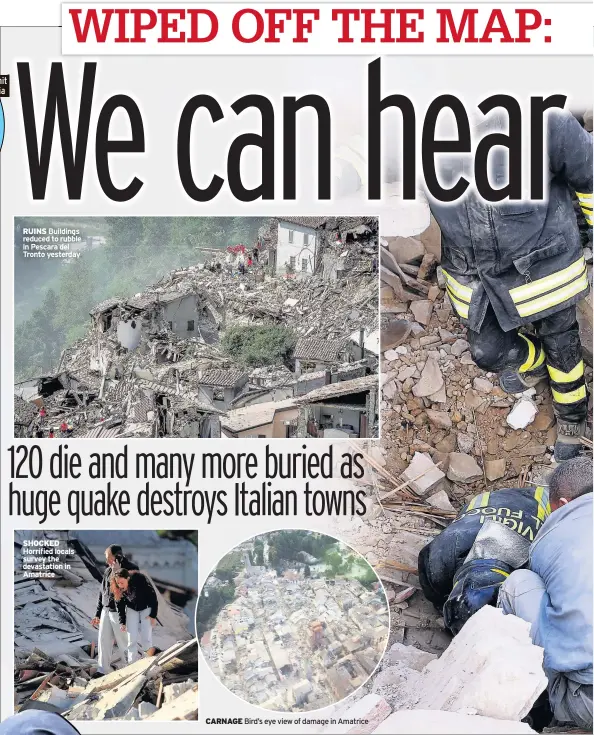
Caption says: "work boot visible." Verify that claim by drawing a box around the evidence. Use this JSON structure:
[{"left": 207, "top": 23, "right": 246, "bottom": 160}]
[
  {"left": 499, "top": 364, "right": 548, "bottom": 394},
  {"left": 554, "top": 420, "right": 588, "bottom": 462}
]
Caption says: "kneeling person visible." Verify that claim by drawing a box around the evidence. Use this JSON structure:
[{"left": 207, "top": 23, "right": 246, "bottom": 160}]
[
  {"left": 499, "top": 458, "right": 592, "bottom": 730},
  {"left": 418, "top": 486, "right": 550, "bottom": 635}
]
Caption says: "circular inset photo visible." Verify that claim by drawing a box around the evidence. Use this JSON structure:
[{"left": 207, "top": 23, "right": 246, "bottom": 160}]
[{"left": 197, "top": 530, "right": 389, "bottom": 712}]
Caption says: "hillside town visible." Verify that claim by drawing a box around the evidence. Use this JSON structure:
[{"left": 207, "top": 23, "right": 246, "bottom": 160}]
[
  {"left": 14, "top": 216, "right": 379, "bottom": 440},
  {"left": 199, "top": 533, "right": 389, "bottom": 712}
]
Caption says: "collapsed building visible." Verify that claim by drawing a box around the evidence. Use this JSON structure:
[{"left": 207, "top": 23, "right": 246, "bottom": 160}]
[
  {"left": 15, "top": 216, "right": 379, "bottom": 439},
  {"left": 200, "top": 541, "right": 388, "bottom": 713},
  {"left": 13, "top": 531, "right": 198, "bottom": 722}
]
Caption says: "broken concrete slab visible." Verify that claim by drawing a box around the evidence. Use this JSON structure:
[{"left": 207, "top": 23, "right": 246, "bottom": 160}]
[
  {"left": 451, "top": 339, "right": 470, "bottom": 357},
  {"left": 484, "top": 459, "right": 506, "bottom": 481},
  {"left": 383, "top": 642, "right": 438, "bottom": 671},
  {"left": 403, "top": 452, "right": 446, "bottom": 496},
  {"left": 426, "top": 410, "right": 452, "bottom": 430},
  {"left": 144, "top": 685, "right": 199, "bottom": 721},
  {"left": 410, "top": 300, "right": 434, "bottom": 327},
  {"left": 381, "top": 320, "right": 412, "bottom": 351},
  {"left": 386, "top": 236, "right": 426, "bottom": 265},
  {"left": 374, "top": 710, "right": 537, "bottom": 734},
  {"left": 447, "top": 453, "right": 482, "bottom": 483},
  {"left": 426, "top": 489, "right": 455, "bottom": 512},
  {"left": 473, "top": 377, "right": 493, "bottom": 394},
  {"left": 414, "top": 606, "right": 547, "bottom": 721},
  {"left": 412, "top": 357, "right": 443, "bottom": 398},
  {"left": 507, "top": 399, "right": 538, "bottom": 430}
]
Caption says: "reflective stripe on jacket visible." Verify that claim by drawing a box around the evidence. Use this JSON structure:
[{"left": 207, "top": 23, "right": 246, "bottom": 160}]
[{"left": 429, "top": 112, "right": 593, "bottom": 332}]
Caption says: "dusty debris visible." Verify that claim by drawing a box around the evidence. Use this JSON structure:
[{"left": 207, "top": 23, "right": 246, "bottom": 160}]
[
  {"left": 447, "top": 453, "right": 483, "bottom": 483},
  {"left": 13, "top": 531, "right": 196, "bottom": 721},
  {"left": 16, "top": 217, "right": 379, "bottom": 440},
  {"left": 402, "top": 453, "right": 446, "bottom": 496}
]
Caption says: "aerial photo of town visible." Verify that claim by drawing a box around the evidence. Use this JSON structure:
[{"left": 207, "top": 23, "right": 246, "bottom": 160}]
[{"left": 197, "top": 530, "right": 389, "bottom": 712}]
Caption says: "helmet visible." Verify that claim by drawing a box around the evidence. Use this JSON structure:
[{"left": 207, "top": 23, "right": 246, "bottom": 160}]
[{"left": 443, "top": 558, "right": 513, "bottom": 636}]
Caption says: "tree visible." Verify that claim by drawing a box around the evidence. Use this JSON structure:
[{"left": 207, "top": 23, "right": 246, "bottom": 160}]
[
  {"left": 221, "top": 325, "right": 296, "bottom": 368},
  {"left": 304, "top": 564, "right": 311, "bottom": 578}
]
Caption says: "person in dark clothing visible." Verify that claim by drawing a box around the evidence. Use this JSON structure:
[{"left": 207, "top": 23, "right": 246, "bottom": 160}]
[
  {"left": 429, "top": 111, "right": 592, "bottom": 461},
  {"left": 112, "top": 569, "right": 158, "bottom": 663},
  {"left": 90, "top": 544, "right": 138, "bottom": 675},
  {"left": 418, "top": 486, "right": 550, "bottom": 635}
]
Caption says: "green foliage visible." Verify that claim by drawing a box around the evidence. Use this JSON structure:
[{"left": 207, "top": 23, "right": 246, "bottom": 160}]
[
  {"left": 221, "top": 325, "right": 296, "bottom": 368},
  {"left": 196, "top": 580, "right": 236, "bottom": 639},
  {"left": 354, "top": 564, "right": 379, "bottom": 588},
  {"left": 253, "top": 539, "right": 265, "bottom": 566},
  {"left": 266, "top": 530, "right": 335, "bottom": 565},
  {"left": 214, "top": 550, "right": 243, "bottom": 582}
]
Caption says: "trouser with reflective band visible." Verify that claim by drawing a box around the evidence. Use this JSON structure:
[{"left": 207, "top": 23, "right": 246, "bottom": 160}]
[
  {"left": 468, "top": 305, "right": 587, "bottom": 423},
  {"left": 576, "top": 191, "right": 593, "bottom": 226}
]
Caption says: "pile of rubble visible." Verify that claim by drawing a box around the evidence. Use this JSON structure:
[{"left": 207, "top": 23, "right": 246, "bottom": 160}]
[
  {"left": 15, "top": 641, "right": 198, "bottom": 722},
  {"left": 378, "top": 218, "right": 593, "bottom": 506},
  {"left": 14, "top": 531, "right": 197, "bottom": 721},
  {"left": 14, "top": 216, "right": 379, "bottom": 439},
  {"left": 317, "top": 606, "right": 545, "bottom": 734}
]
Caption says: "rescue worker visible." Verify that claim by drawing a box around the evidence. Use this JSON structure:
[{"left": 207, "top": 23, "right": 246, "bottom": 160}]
[
  {"left": 429, "top": 110, "right": 593, "bottom": 462},
  {"left": 418, "top": 485, "right": 551, "bottom": 635},
  {"left": 499, "top": 457, "right": 592, "bottom": 731}
]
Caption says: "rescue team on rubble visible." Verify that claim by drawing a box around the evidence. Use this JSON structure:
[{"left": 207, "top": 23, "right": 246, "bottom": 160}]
[
  {"left": 429, "top": 110, "right": 593, "bottom": 462},
  {"left": 90, "top": 544, "right": 159, "bottom": 677},
  {"left": 419, "top": 457, "right": 593, "bottom": 731}
]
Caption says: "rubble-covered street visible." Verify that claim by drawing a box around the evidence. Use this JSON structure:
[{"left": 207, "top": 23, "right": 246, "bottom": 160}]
[
  {"left": 13, "top": 531, "right": 198, "bottom": 721},
  {"left": 14, "top": 216, "right": 379, "bottom": 440}
]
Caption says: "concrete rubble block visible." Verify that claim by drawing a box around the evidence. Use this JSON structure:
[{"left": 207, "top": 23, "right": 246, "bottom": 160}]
[
  {"left": 530, "top": 410, "right": 555, "bottom": 432},
  {"left": 383, "top": 380, "right": 397, "bottom": 400},
  {"left": 428, "top": 285, "right": 441, "bottom": 302},
  {"left": 386, "top": 236, "right": 426, "bottom": 265},
  {"left": 397, "top": 365, "right": 417, "bottom": 382},
  {"left": 99, "top": 674, "right": 148, "bottom": 720},
  {"left": 420, "top": 216, "right": 442, "bottom": 263},
  {"left": 144, "top": 684, "right": 198, "bottom": 721},
  {"left": 412, "top": 357, "right": 443, "bottom": 398},
  {"left": 414, "top": 607, "right": 547, "bottom": 721},
  {"left": 451, "top": 339, "right": 470, "bottom": 357},
  {"left": 507, "top": 399, "right": 538, "bottom": 430},
  {"left": 323, "top": 693, "right": 391, "bottom": 734},
  {"left": 426, "top": 489, "right": 455, "bottom": 512},
  {"left": 427, "top": 383, "right": 447, "bottom": 404},
  {"left": 138, "top": 701, "right": 158, "bottom": 718},
  {"left": 381, "top": 320, "right": 412, "bottom": 352},
  {"left": 418, "top": 253, "right": 438, "bottom": 281},
  {"left": 447, "top": 453, "right": 482, "bottom": 483},
  {"left": 456, "top": 432, "right": 475, "bottom": 454},
  {"left": 384, "top": 642, "right": 438, "bottom": 671},
  {"left": 426, "top": 409, "right": 452, "bottom": 429},
  {"left": 403, "top": 452, "right": 446, "bottom": 496},
  {"left": 374, "top": 710, "right": 537, "bottom": 734},
  {"left": 485, "top": 458, "right": 506, "bottom": 481},
  {"left": 473, "top": 377, "right": 493, "bottom": 394},
  {"left": 410, "top": 300, "right": 434, "bottom": 327}
]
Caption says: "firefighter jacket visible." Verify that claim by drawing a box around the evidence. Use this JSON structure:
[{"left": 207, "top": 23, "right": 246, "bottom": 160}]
[
  {"left": 418, "top": 486, "right": 550, "bottom": 609},
  {"left": 429, "top": 111, "right": 593, "bottom": 333}
]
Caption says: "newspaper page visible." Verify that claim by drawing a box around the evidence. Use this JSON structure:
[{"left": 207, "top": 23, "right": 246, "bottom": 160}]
[{"left": 1, "top": 1, "right": 592, "bottom": 734}]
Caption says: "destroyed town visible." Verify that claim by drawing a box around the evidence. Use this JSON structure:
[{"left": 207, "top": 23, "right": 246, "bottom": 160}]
[
  {"left": 13, "top": 530, "right": 198, "bottom": 722},
  {"left": 14, "top": 216, "right": 379, "bottom": 440},
  {"left": 198, "top": 531, "right": 389, "bottom": 713},
  {"left": 307, "top": 143, "right": 594, "bottom": 734}
]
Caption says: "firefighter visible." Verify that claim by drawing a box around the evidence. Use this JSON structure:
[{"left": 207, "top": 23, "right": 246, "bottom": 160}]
[
  {"left": 418, "top": 485, "right": 551, "bottom": 635},
  {"left": 428, "top": 111, "right": 593, "bottom": 461}
]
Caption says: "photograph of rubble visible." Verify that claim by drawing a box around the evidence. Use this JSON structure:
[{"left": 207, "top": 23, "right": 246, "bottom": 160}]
[
  {"left": 14, "top": 215, "right": 379, "bottom": 439},
  {"left": 321, "top": 113, "right": 594, "bottom": 733},
  {"left": 198, "top": 530, "right": 389, "bottom": 713},
  {"left": 14, "top": 530, "right": 199, "bottom": 722}
]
